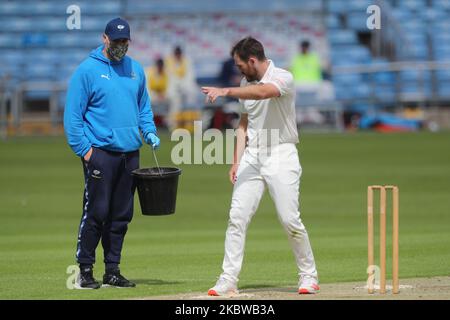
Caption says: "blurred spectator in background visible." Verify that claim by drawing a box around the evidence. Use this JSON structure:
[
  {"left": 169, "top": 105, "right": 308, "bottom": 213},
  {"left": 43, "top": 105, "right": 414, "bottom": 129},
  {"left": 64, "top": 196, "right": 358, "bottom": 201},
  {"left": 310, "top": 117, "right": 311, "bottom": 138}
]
[
  {"left": 165, "top": 45, "right": 198, "bottom": 131},
  {"left": 291, "top": 40, "right": 322, "bottom": 85},
  {"left": 219, "top": 56, "right": 241, "bottom": 88},
  {"left": 146, "top": 58, "right": 169, "bottom": 105},
  {"left": 146, "top": 58, "right": 170, "bottom": 128},
  {"left": 204, "top": 56, "right": 242, "bottom": 130},
  {"left": 290, "top": 40, "right": 334, "bottom": 102}
]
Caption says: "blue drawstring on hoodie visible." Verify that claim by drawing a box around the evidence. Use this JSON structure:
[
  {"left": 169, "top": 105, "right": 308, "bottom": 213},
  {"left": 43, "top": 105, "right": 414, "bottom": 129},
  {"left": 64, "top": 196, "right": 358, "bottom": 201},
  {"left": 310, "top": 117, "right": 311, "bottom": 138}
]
[{"left": 64, "top": 45, "right": 157, "bottom": 157}]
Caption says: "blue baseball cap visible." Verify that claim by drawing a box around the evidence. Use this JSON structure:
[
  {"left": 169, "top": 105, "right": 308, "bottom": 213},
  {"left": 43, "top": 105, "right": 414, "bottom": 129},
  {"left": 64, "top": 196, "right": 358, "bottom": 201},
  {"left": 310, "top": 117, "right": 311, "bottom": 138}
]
[{"left": 104, "top": 18, "right": 131, "bottom": 41}]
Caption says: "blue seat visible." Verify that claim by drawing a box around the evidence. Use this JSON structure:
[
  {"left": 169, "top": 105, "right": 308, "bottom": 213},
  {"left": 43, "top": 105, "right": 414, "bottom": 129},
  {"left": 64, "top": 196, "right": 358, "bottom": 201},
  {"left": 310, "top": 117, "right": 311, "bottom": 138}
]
[
  {"left": 59, "top": 49, "right": 89, "bottom": 65},
  {"left": 421, "top": 8, "right": 447, "bottom": 21},
  {"left": 0, "top": 62, "right": 23, "bottom": 81},
  {"left": 402, "top": 21, "right": 426, "bottom": 33},
  {"left": 353, "top": 83, "right": 371, "bottom": 99},
  {"left": 80, "top": 17, "right": 110, "bottom": 31},
  {"left": 372, "top": 72, "right": 396, "bottom": 85},
  {"left": 400, "top": 83, "right": 432, "bottom": 99},
  {"left": 0, "top": 1, "right": 21, "bottom": 15},
  {"left": 334, "top": 82, "right": 371, "bottom": 101},
  {"left": 21, "top": 33, "right": 49, "bottom": 47},
  {"left": 32, "top": 2, "right": 57, "bottom": 15},
  {"left": 1, "top": 50, "right": 25, "bottom": 66},
  {"left": 400, "top": 44, "right": 430, "bottom": 60},
  {"left": 329, "top": 30, "right": 358, "bottom": 45},
  {"left": 333, "top": 45, "right": 372, "bottom": 64},
  {"left": 58, "top": 64, "right": 80, "bottom": 82},
  {"left": 433, "top": 0, "right": 450, "bottom": 11},
  {"left": 404, "top": 33, "right": 427, "bottom": 45},
  {"left": 327, "top": 0, "right": 347, "bottom": 14},
  {"left": 431, "top": 34, "right": 450, "bottom": 45},
  {"left": 436, "top": 70, "right": 450, "bottom": 82},
  {"left": 25, "top": 64, "right": 58, "bottom": 80},
  {"left": 48, "top": 33, "right": 79, "bottom": 48},
  {"left": 333, "top": 73, "right": 363, "bottom": 86},
  {"left": 397, "top": 0, "right": 427, "bottom": 11},
  {"left": 48, "top": 32, "right": 100, "bottom": 48},
  {"left": 433, "top": 47, "right": 450, "bottom": 60},
  {"left": 438, "top": 81, "right": 450, "bottom": 98},
  {"left": 431, "top": 20, "right": 450, "bottom": 33},
  {"left": 89, "top": 2, "right": 122, "bottom": 15},
  {"left": 399, "top": 70, "right": 431, "bottom": 82},
  {"left": 347, "top": 13, "right": 368, "bottom": 31},
  {"left": 391, "top": 8, "right": 413, "bottom": 21},
  {"left": 348, "top": 0, "right": 372, "bottom": 12},
  {"left": 335, "top": 85, "right": 354, "bottom": 100},
  {"left": 2, "top": 18, "right": 33, "bottom": 32},
  {"left": 0, "top": 34, "right": 22, "bottom": 48},
  {"left": 36, "top": 17, "right": 66, "bottom": 32},
  {"left": 348, "top": 103, "right": 378, "bottom": 114},
  {"left": 28, "top": 50, "right": 60, "bottom": 64},
  {"left": 373, "top": 85, "right": 396, "bottom": 102},
  {"left": 326, "top": 14, "right": 340, "bottom": 29}
]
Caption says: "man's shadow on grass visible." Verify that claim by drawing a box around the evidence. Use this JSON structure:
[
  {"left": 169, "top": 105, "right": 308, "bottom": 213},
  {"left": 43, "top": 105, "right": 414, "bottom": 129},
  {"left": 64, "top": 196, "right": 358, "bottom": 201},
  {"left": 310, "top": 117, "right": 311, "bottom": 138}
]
[
  {"left": 132, "top": 279, "right": 184, "bottom": 286},
  {"left": 239, "top": 284, "right": 295, "bottom": 293}
]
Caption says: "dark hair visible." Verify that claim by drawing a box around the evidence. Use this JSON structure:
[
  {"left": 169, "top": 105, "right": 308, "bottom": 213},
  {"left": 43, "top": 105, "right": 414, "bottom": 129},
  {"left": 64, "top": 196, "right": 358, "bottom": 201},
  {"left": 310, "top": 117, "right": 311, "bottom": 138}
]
[
  {"left": 231, "top": 36, "right": 266, "bottom": 62},
  {"left": 301, "top": 40, "right": 310, "bottom": 49},
  {"left": 174, "top": 46, "right": 182, "bottom": 55},
  {"left": 156, "top": 58, "right": 164, "bottom": 67}
]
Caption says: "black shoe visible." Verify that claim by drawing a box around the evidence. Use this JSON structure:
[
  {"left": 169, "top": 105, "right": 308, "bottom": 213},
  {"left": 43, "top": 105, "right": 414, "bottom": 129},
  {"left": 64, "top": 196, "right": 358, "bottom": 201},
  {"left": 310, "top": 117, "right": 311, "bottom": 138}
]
[
  {"left": 75, "top": 268, "right": 101, "bottom": 290},
  {"left": 103, "top": 270, "right": 136, "bottom": 288}
]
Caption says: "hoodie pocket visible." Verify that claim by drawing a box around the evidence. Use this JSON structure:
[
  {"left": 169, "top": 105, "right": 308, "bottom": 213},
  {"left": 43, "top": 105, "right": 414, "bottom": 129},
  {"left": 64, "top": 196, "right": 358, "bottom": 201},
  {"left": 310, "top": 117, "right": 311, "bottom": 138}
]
[
  {"left": 111, "top": 126, "right": 142, "bottom": 150},
  {"left": 84, "top": 125, "right": 114, "bottom": 147}
]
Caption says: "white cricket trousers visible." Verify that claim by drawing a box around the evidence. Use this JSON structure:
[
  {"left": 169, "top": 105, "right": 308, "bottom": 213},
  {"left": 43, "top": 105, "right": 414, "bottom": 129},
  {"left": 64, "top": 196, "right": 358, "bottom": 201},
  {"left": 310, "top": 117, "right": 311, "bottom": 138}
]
[{"left": 221, "top": 143, "right": 318, "bottom": 283}]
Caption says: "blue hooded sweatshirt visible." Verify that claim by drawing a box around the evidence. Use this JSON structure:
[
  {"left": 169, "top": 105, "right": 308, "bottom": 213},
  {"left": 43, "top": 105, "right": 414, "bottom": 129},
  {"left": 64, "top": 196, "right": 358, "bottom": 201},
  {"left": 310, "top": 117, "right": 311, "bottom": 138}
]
[{"left": 64, "top": 45, "right": 157, "bottom": 157}]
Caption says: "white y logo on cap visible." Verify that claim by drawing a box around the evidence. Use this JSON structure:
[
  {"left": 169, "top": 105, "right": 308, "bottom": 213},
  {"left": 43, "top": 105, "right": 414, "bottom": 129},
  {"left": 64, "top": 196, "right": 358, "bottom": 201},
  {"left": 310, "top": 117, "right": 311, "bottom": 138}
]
[{"left": 117, "top": 25, "right": 125, "bottom": 30}]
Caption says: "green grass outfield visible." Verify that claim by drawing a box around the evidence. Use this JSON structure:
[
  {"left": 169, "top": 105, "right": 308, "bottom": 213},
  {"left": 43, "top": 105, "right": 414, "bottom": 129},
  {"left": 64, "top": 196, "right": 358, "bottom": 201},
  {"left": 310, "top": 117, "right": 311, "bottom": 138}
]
[{"left": 0, "top": 131, "right": 449, "bottom": 299}]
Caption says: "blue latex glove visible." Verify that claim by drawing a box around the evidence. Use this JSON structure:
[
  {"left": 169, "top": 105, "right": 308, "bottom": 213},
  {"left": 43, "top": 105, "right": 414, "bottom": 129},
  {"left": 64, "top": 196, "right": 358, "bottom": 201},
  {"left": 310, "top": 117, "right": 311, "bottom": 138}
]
[{"left": 148, "top": 133, "right": 160, "bottom": 150}]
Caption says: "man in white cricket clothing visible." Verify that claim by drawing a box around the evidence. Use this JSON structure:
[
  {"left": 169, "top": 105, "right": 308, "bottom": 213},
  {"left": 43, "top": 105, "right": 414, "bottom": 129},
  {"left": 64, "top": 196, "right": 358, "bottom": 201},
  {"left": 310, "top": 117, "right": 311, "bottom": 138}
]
[{"left": 202, "top": 37, "right": 319, "bottom": 296}]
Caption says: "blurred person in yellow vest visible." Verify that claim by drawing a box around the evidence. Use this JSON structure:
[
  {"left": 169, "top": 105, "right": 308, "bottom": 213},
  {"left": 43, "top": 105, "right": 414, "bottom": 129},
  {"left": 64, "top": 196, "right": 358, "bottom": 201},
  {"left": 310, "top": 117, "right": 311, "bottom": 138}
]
[
  {"left": 290, "top": 40, "right": 334, "bottom": 103},
  {"left": 146, "top": 58, "right": 168, "bottom": 104},
  {"left": 165, "top": 46, "right": 198, "bottom": 131},
  {"left": 291, "top": 40, "right": 322, "bottom": 85}
]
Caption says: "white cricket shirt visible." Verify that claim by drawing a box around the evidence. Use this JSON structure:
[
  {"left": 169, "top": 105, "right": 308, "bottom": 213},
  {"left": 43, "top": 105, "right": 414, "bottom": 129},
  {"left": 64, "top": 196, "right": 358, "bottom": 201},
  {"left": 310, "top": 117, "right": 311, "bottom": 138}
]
[{"left": 239, "top": 60, "right": 299, "bottom": 149}]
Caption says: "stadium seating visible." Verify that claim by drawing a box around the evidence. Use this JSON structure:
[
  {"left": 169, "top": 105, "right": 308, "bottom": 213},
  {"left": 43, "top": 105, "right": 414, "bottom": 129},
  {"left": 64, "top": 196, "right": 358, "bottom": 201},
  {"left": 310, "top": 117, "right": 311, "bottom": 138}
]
[
  {"left": 327, "top": 0, "right": 450, "bottom": 105},
  {"left": 0, "top": 0, "right": 449, "bottom": 115}
]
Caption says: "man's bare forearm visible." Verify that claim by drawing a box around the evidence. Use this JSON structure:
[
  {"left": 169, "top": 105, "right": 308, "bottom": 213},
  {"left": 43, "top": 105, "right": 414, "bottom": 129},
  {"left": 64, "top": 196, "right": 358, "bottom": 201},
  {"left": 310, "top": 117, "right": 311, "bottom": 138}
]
[
  {"left": 202, "top": 84, "right": 280, "bottom": 103},
  {"left": 226, "top": 84, "right": 279, "bottom": 100},
  {"left": 234, "top": 114, "right": 248, "bottom": 164}
]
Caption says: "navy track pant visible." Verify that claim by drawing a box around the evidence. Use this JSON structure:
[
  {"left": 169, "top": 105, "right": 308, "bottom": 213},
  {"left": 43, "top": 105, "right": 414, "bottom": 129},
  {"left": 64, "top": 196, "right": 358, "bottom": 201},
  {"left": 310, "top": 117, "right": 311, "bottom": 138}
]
[{"left": 76, "top": 147, "right": 139, "bottom": 267}]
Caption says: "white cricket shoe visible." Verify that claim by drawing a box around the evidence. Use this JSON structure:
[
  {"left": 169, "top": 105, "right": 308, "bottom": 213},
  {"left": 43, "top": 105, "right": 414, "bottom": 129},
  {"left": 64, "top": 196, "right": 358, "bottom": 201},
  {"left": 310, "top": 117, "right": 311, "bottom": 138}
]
[
  {"left": 298, "top": 275, "right": 320, "bottom": 294},
  {"left": 208, "top": 276, "right": 238, "bottom": 296}
]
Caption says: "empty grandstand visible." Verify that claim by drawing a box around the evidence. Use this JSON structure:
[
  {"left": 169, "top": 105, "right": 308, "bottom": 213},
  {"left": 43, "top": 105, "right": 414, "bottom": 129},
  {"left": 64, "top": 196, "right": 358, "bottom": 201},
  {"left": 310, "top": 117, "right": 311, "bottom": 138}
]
[{"left": 0, "top": 0, "right": 449, "bottom": 137}]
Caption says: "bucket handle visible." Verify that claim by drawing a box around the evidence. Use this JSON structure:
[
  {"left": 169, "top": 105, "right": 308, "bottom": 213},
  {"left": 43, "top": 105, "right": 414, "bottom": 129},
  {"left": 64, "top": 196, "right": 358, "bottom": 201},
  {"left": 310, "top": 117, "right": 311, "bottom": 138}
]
[{"left": 152, "top": 148, "right": 163, "bottom": 177}]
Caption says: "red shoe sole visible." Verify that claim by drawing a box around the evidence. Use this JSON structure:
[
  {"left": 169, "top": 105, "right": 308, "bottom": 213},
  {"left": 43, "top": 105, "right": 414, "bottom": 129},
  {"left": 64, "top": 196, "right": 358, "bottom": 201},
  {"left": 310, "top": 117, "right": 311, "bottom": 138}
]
[
  {"left": 299, "top": 285, "right": 320, "bottom": 294},
  {"left": 208, "top": 289, "right": 219, "bottom": 296}
]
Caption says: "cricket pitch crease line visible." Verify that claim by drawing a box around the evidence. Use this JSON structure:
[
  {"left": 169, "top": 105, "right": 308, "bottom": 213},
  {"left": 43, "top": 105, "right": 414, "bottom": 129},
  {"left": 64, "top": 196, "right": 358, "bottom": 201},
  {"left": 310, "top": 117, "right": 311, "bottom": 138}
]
[
  {"left": 354, "top": 284, "right": 414, "bottom": 290},
  {"left": 191, "top": 293, "right": 255, "bottom": 299}
]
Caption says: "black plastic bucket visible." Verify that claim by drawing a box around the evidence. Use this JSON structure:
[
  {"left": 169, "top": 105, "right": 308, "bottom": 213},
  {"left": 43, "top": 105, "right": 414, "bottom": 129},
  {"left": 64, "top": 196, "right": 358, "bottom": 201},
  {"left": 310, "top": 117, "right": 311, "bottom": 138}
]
[{"left": 132, "top": 167, "right": 182, "bottom": 216}]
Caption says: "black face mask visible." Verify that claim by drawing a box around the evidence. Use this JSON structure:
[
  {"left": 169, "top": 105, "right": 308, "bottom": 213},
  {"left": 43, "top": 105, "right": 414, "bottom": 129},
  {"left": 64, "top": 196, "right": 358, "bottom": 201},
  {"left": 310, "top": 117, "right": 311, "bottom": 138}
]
[{"left": 107, "top": 41, "right": 128, "bottom": 61}]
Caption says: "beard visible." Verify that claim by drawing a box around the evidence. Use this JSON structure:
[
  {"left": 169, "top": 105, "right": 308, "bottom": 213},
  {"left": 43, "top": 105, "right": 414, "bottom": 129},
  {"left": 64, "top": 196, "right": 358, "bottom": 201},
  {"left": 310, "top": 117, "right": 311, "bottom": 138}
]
[{"left": 244, "top": 72, "right": 258, "bottom": 82}]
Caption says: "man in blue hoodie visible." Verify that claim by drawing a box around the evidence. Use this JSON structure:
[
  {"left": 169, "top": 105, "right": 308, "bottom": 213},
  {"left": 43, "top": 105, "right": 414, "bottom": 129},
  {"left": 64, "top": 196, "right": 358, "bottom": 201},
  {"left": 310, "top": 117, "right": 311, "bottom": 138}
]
[{"left": 64, "top": 18, "right": 160, "bottom": 289}]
